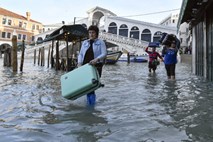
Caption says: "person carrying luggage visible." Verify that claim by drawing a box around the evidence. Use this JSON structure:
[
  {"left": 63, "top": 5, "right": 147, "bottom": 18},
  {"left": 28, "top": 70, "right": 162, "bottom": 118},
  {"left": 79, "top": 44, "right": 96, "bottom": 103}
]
[
  {"left": 161, "top": 34, "right": 179, "bottom": 80},
  {"left": 145, "top": 46, "right": 163, "bottom": 73},
  {"left": 77, "top": 25, "right": 107, "bottom": 105}
]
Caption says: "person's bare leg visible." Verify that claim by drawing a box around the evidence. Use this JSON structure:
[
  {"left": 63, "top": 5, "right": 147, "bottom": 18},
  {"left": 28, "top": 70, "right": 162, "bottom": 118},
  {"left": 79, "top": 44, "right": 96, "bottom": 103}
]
[{"left": 171, "top": 75, "right": 175, "bottom": 80}]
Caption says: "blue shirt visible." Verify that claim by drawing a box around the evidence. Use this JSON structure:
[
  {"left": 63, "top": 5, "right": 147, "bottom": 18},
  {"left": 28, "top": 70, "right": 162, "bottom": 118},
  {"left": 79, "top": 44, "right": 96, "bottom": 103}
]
[
  {"left": 163, "top": 48, "right": 178, "bottom": 65},
  {"left": 78, "top": 38, "right": 107, "bottom": 64}
]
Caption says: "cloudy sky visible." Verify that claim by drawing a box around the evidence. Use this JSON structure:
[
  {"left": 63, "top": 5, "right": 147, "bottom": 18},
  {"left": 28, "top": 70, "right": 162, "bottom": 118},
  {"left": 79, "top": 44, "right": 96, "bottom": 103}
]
[{"left": 0, "top": 0, "right": 183, "bottom": 25}]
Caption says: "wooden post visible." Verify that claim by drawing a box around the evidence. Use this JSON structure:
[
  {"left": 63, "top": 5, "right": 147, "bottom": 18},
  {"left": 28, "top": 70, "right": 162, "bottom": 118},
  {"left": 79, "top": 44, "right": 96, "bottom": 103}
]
[
  {"left": 38, "top": 48, "right": 41, "bottom": 66},
  {"left": 47, "top": 45, "right": 51, "bottom": 68},
  {"left": 40, "top": 47, "right": 43, "bottom": 66},
  {"left": 4, "top": 49, "right": 9, "bottom": 67},
  {"left": 127, "top": 52, "right": 130, "bottom": 64},
  {"left": 42, "top": 46, "right": 45, "bottom": 66},
  {"left": 66, "top": 38, "right": 70, "bottom": 71},
  {"left": 12, "top": 35, "right": 18, "bottom": 72},
  {"left": 20, "top": 40, "right": 25, "bottom": 72},
  {"left": 34, "top": 49, "right": 36, "bottom": 65},
  {"left": 41, "top": 47, "right": 44, "bottom": 66},
  {"left": 55, "top": 41, "right": 60, "bottom": 70},
  {"left": 3, "top": 48, "right": 10, "bottom": 67},
  {"left": 3, "top": 50, "right": 7, "bottom": 66},
  {"left": 51, "top": 40, "right": 54, "bottom": 68},
  {"left": 7, "top": 48, "right": 11, "bottom": 67}
]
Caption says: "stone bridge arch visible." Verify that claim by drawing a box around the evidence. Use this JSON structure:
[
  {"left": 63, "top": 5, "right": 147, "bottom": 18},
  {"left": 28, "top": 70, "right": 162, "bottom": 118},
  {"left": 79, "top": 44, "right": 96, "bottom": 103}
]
[
  {"left": 91, "top": 11, "right": 104, "bottom": 26},
  {"left": 87, "top": 6, "right": 117, "bottom": 27}
]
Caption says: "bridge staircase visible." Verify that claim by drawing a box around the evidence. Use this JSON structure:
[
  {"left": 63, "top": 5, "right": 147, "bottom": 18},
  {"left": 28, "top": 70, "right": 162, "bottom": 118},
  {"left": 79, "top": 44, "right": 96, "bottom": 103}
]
[{"left": 99, "top": 32, "right": 149, "bottom": 55}]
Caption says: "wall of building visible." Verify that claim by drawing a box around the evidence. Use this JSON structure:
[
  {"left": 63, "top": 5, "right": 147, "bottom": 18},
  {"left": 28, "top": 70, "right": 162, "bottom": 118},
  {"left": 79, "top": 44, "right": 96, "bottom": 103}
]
[{"left": 0, "top": 10, "right": 43, "bottom": 45}]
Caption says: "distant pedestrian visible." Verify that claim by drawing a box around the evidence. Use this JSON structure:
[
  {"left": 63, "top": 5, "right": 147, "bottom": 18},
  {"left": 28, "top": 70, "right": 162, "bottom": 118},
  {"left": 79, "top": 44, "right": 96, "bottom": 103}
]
[
  {"left": 77, "top": 25, "right": 107, "bottom": 105},
  {"left": 145, "top": 46, "right": 163, "bottom": 73},
  {"left": 161, "top": 34, "right": 178, "bottom": 80}
]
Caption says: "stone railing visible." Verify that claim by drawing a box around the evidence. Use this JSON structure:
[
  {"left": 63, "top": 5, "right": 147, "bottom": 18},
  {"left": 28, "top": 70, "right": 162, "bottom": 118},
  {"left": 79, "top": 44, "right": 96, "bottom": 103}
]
[
  {"left": 99, "top": 32, "right": 149, "bottom": 49},
  {"left": 25, "top": 41, "right": 52, "bottom": 54}
]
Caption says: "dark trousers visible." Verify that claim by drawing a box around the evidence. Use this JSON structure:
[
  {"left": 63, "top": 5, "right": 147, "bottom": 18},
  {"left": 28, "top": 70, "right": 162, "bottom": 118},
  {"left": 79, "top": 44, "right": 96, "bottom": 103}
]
[
  {"left": 165, "top": 64, "right": 176, "bottom": 76},
  {"left": 148, "top": 61, "right": 157, "bottom": 70}
]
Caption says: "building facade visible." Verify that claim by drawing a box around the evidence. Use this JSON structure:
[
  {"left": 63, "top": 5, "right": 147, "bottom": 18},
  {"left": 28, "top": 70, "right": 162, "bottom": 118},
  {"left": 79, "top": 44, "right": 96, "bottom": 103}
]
[
  {"left": 178, "top": 22, "right": 191, "bottom": 54},
  {"left": 0, "top": 7, "right": 43, "bottom": 45},
  {"left": 178, "top": 0, "right": 213, "bottom": 81},
  {"left": 159, "top": 12, "right": 180, "bottom": 27}
]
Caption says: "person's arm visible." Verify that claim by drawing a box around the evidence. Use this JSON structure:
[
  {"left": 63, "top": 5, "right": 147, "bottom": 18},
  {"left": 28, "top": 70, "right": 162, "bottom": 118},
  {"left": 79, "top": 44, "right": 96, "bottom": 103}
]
[
  {"left": 145, "top": 47, "right": 149, "bottom": 53},
  {"left": 96, "top": 40, "right": 107, "bottom": 60},
  {"left": 157, "top": 52, "right": 163, "bottom": 60},
  {"left": 157, "top": 52, "right": 164, "bottom": 61},
  {"left": 161, "top": 46, "right": 167, "bottom": 57}
]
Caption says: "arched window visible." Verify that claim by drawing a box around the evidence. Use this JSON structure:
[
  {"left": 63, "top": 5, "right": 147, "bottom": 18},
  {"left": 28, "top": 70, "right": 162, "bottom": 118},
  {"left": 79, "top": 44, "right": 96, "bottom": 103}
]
[
  {"left": 130, "top": 26, "right": 139, "bottom": 39},
  {"left": 153, "top": 31, "right": 162, "bottom": 42},
  {"left": 119, "top": 24, "right": 128, "bottom": 37},
  {"left": 141, "top": 29, "right": 151, "bottom": 42},
  {"left": 108, "top": 22, "right": 117, "bottom": 34}
]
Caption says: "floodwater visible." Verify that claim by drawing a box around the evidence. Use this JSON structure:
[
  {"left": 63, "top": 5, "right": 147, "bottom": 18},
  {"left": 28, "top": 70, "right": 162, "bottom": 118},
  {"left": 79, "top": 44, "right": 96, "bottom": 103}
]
[{"left": 0, "top": 58, "right": 213, "bottom": 142}]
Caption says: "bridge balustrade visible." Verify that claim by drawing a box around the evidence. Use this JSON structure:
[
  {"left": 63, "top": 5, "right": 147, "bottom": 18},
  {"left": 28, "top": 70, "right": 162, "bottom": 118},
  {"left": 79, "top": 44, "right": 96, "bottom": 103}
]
[{"left": 99, "top": 32, "right": 149, "bottom": 53}]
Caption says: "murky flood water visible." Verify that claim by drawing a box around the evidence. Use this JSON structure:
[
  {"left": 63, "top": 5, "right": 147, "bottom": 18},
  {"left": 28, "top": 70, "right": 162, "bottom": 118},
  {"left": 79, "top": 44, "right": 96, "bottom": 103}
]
[{"left": 0, "top": 58, "right": 213, "bottom": 142}]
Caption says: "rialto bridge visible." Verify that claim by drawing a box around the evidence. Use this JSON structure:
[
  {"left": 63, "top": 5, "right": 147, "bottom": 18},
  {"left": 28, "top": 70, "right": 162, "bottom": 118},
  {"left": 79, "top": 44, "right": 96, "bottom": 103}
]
[{"left": 31, "top": 6, "right": 177, "bottom": 55}]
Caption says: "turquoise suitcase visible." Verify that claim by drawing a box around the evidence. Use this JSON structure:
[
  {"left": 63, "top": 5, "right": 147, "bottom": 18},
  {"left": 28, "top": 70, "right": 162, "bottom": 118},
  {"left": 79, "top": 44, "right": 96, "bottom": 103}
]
[{"left": 60, "top": 63, "right": 103, "bottom": 100}]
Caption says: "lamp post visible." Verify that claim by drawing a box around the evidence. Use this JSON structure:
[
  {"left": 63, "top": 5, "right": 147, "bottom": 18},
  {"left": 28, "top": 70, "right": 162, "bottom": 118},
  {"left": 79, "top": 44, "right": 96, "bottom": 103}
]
[{"left": 12, "top": 30, "right": 18, "bottom": 72}]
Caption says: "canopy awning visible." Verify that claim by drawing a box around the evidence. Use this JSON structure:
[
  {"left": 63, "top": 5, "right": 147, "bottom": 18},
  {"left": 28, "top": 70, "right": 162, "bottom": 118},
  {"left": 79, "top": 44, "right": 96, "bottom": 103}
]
[
  {"left": 178, "top": 0, "right": 212, "bottom": 29},
  {"left": 43, "top": 24, "right": 88, "bottom": 42}
]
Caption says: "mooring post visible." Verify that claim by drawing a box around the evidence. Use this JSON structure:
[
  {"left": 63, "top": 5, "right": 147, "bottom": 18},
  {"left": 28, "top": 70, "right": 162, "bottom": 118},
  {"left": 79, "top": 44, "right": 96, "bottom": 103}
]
[
  {"left": 12, "top": 35, "right": 18, "bottom": 72},
  {"left": 127, "top": 52, "right": 130, "bottom": 64},
  {"left": 41, "top": 46, "right": 44, "bottom": 66},
  {"left": 20, "top": 40, "right": 25, "bottom": 72},
  {"left": 55, "top": 41, "right": 60, "bottom": 70},
  {"left": 47, "top": 44, "right": 51, "bottom": 68},
  {"left": 38, "top": 48, "right": 41, "bottom": 66},
  {"left": 34, "top": 49, "right": 36, "bottom": 65},
  {"left": 42, "top": 46, "right": 45, "bottom": 66},
  {"left": 51, "top": 40, "right": 54, "bottom": 68}
]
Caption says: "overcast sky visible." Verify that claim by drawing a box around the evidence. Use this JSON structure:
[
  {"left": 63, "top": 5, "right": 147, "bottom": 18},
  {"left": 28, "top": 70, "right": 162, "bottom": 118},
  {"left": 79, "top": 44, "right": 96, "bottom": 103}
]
[{"left": 0, "top": 0, "right": 183, "bottom": 25}]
